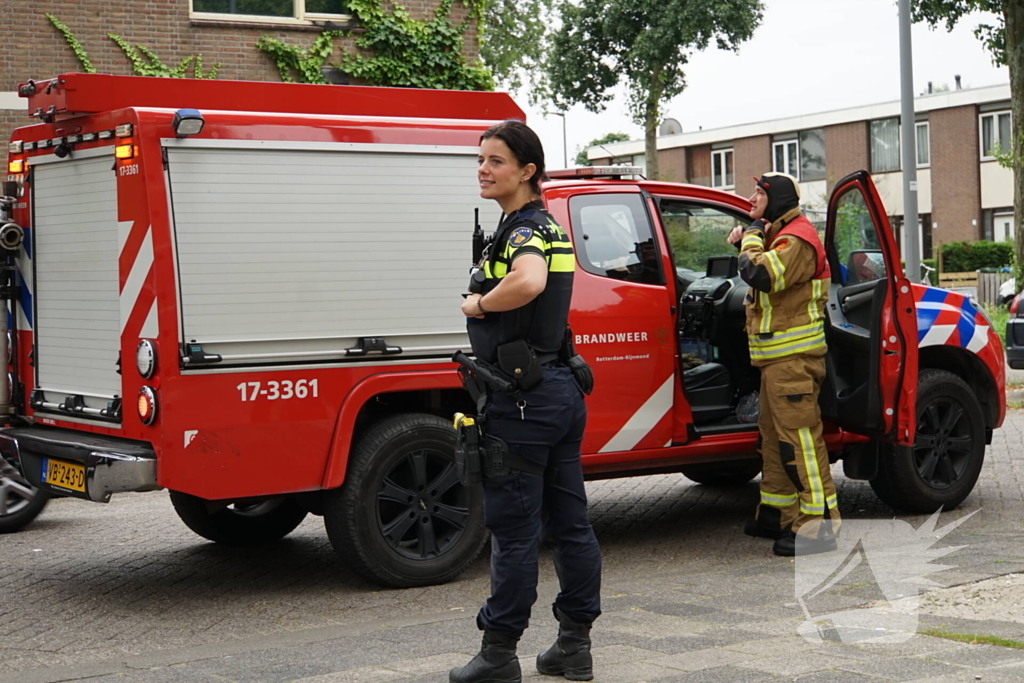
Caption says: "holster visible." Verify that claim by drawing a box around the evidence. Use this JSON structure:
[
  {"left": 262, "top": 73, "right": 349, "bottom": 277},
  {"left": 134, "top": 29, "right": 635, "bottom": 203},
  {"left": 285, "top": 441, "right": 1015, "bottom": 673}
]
[
  {"left": 497, "top": 339, "right": 545, "bottom": 392},
  {"left": 559, "top": 327, "right": 595, "bottom": 395}
]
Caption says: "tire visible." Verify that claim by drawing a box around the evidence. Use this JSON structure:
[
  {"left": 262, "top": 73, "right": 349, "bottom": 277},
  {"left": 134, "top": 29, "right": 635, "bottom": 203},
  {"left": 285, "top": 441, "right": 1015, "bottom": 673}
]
[
  {"left": 324, "top": 413, "right": 486, "bottom": 588},
  {"left": 869, "top": 369, "right": 986, "bottom": 513},
  {"left": 170, "top": 491, "right": 308, "bottom": 545},
  {"left": 681, "top": 459, "right": 762, "bottom": 487},
  {"left": 0, "top": 458, "right": 50, "bottom": 533}
]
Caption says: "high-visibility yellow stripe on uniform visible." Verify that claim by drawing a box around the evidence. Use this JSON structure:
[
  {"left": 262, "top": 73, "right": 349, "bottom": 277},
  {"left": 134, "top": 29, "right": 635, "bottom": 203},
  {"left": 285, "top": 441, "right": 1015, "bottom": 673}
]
[
  {"left": 801, "top": 494, "right": 838, "bottom": 515},
  {"left": 748, "top": 333, "right": 827, "bottom": 361},
  {"left": 759, "top": 290, "right": 773, "bottom": 334},
  {"left": 761, "top": 490, "right": 799, "bottom": 508},
  {"left": 741, "top": 234, "right": 763, "bottom": 250},
  {"left": 764, "top": 249, "right": 786, "bottom": 292},
  {"left": 807, "top": 277, "right": 824, "bottom": 323},
  {"left": 797, "top": 427, "right": 826, "bottom": 515}
]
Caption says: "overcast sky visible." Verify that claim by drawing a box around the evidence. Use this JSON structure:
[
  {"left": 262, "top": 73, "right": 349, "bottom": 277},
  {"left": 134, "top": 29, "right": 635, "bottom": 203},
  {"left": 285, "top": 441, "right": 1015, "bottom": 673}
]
[{"left": 518, "top": 0, "right": 1010, "bottom": 169}]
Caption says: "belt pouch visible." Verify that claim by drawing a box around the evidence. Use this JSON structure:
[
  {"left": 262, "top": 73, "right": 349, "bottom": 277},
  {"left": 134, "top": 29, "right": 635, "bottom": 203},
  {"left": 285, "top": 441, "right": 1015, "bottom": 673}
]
[
  {"left": 497, "top": 339, "right": 543, "bottom": 391},
  {"left": 482, "top": 435, "right": 510, "bottom": 479}
]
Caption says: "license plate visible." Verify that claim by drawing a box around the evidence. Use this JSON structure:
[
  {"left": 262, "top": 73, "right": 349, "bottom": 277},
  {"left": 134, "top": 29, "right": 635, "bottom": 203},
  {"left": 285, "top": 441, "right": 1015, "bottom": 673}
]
[{"left": 41, "top": 458, "right": 86, "bottom": 493}]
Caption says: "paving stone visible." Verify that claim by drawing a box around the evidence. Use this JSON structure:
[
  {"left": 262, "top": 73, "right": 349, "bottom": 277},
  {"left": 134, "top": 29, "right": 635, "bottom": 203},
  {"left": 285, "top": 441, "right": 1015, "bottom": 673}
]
[
  {"left": 834, "top": 655, "right": 970, "bottom": 681},
  {"left": 646, "top": 646, "right": 759, "bottom": 672},
  {"left": 736, "top": 651, "right": 859, "bottom": 676}
]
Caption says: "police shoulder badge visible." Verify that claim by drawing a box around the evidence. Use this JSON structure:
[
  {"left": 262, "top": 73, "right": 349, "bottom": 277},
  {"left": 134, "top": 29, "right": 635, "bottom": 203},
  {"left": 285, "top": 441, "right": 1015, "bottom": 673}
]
[{"left": 510, "top": 226, "right": 534, "bottom": 247}]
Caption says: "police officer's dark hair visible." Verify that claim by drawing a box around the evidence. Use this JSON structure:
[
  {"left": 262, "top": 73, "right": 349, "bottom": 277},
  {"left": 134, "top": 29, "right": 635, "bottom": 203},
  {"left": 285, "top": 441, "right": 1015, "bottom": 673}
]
[{"left": 480, "top": 120, "right": 548, "bottom": 196}]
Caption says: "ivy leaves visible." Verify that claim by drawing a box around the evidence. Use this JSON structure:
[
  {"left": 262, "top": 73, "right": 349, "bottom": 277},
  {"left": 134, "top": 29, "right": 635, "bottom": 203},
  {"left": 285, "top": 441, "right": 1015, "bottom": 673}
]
[{"left": 257, "top": 0, "right": 493, "bottom": 90}]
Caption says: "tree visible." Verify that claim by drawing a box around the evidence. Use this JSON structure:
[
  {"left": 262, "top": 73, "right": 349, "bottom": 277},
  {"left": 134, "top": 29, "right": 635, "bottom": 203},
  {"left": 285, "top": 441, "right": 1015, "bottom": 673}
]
[
  {"left": 912, "top": 1, "right": 1024, "bottom": 283},
  {"left": 575, "top": 132, "right": 632, "bottom": 166},
  {"left": 481, "top": 0, "right": 555, "bottom": 100},
  {"left": 546, "top": 0, "right": 763, "bottom": 180}
]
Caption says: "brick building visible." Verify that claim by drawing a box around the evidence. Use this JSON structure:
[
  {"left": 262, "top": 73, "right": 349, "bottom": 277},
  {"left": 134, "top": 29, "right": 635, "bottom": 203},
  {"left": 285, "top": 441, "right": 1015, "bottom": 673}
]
[
  {"left": 589, "top": 84, "right": 1016, "bottom": 260},
  {"left": 2, "top": 0, "right": 479, "bottom": 146}
]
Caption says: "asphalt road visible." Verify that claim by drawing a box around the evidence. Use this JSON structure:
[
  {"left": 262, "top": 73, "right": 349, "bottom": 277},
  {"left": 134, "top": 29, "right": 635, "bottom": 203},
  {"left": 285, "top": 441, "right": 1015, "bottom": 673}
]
[{"left": 2, "top": 410, "right": 1024, "bottom": 683}]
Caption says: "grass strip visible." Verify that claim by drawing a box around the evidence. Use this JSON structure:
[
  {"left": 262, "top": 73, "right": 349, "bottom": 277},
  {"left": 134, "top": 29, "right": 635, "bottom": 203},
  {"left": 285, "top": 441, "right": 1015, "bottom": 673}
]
[{"left": 920, "top": 628, "right": 1024, "bottom": 650}]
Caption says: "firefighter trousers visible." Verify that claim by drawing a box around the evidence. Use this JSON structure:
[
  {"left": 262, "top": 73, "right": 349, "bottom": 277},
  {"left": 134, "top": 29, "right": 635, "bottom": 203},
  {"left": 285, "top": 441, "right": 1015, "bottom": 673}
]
[{"left": 754, "top": 354, "right": 841, "bottom": 536}]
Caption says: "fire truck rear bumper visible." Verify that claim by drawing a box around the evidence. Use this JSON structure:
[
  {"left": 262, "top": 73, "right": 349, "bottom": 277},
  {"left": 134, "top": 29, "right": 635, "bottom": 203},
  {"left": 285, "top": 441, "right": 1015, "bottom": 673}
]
[{"left": 0, "top": 426, "right": 158, "bottom": 503}]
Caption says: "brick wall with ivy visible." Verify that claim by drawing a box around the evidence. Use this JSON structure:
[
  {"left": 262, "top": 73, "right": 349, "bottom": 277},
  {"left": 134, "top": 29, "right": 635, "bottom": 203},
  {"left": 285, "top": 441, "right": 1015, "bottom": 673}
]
[{"left": 1, "top": 0, "right": 479, "bottom": 145}]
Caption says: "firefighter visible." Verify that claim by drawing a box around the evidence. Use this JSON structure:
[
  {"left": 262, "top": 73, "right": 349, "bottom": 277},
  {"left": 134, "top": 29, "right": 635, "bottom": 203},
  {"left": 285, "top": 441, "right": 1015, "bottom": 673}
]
[
  {"left": 449, "top": 120, "right": 602, "bottom": 683},
  {"left": 726, "top": 172, "right": 840, "bottom": 557}
]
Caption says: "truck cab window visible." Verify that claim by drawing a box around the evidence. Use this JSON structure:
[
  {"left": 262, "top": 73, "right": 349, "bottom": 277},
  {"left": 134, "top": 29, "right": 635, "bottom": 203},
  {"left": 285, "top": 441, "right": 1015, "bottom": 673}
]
[
  {"left": 658, "top": 199, "right": 751, "bottom": 285},
  {"left": 831, "top": 189, "right": 885, "bottom": 285},
  {"left": 569, "top": 193, "right": 662, "bottom": 284}
]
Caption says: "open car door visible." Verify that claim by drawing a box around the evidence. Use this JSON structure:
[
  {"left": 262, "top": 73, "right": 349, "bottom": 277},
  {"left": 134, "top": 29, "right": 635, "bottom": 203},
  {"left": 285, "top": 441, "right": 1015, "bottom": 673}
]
[{"left": 820, "top": 171, "right": 917, "bottom": 446}]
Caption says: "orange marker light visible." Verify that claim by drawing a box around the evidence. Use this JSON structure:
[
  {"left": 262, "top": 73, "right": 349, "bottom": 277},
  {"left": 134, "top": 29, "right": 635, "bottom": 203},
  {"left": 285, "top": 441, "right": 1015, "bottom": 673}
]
[
  {"left": 115, "top": 144, "right": 135, "bottom": 159},
  {"left": 7, "top": 159, "right": 24, "bottom": 174}
]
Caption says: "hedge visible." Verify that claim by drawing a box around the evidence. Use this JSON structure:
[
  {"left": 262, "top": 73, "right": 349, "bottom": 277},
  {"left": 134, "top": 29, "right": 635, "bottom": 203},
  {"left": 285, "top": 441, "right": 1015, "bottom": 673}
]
[{"left": 940, "top": 240, "right": 1013, "bottom": 272}]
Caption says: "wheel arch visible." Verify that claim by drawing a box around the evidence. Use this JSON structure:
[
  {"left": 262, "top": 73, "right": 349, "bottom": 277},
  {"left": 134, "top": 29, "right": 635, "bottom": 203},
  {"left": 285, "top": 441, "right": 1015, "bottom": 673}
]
[
  {"left": 918, "top": 345, "right": 999, "bottom": 441},
  {"left": 321, "top": 370, "right": 473, "bottom": 490}
]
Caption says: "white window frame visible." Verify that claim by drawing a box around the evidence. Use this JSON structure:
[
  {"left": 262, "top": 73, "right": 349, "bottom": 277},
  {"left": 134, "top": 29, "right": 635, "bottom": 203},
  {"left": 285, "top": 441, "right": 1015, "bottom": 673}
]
[
  {"left": 980, "top": 110, "right": 1013, "bottom": 161},
  {"left": 772, "top": 139, "right": 799, "bottom": 178},
  {"left": 869, "top": 118, "right": 901, "bottom": 173},
  {"left": 190, "top": 0, "right": 351, "bottom": 26},
  {"left": 711, "top": 148, "right": 734, "bottom": 190},
  {"left": 916, "top": 121, "right": 930, "bottom": 168}
]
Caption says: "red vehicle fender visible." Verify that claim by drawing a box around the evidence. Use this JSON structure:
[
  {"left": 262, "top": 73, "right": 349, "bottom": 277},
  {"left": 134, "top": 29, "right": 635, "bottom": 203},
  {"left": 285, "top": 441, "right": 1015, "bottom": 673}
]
[{"left": 320, "top": 369, "right": 464, "bottom": 489}]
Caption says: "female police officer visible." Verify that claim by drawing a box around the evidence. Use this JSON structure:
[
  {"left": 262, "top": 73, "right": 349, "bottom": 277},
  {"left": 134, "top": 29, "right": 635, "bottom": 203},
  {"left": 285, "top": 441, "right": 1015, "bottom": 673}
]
[{"left": 450, "top": 121, "right": 602, "bottom": 683}]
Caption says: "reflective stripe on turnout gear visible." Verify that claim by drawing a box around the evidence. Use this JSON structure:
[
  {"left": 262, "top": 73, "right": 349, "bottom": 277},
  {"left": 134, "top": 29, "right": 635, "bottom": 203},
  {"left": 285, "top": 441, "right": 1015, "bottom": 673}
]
[{"left": 760, "top": 490, "right": 799, "bottom": 508}]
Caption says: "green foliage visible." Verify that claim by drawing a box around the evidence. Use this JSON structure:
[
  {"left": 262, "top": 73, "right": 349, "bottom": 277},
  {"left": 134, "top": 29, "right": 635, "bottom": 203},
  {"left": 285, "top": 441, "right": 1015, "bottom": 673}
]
[
  {"left": 546, "top": 0, "right": 763, "bottom": 179},
  {"left": 257, "top": 0, "right": 492, "bottom": 90},
  {"left": 940, "top": 240, "right": 1014, "bottom": 271},
  {"left": 480, "top": 0, "right": 554, "bottom": 100},
  {"left": 108, "top": 34, "right": 221, "bottom": 78},
  {"left": 46, "top": 13, "right": 96, "bottom": 73},
  {"left": 575, "top": 132, "right": 631, "bottom": 166},
  {"left": 912, "top": 1, "right": 1006, "bottom": 64},
  {"left": 46, "top": 14, "right": 218, "bottom": 78},
  {"left": 256, "top": 31, "right": 344, "bottom": 83}
]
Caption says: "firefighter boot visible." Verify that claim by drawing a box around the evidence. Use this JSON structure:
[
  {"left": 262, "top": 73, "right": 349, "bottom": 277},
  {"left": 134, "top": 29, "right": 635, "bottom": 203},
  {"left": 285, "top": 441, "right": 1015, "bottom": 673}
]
[
  {"left": 743, "top": 506, "right": 791, "bottom": 540},
  {"left": 536, "top": 607, "right": 594, "bottom": 681},
  {"left": 773, "top": 518, "right": 838, "bottom": 557},
  {"left": 449, "top": 630, "right": 522, "bottom": 683}
]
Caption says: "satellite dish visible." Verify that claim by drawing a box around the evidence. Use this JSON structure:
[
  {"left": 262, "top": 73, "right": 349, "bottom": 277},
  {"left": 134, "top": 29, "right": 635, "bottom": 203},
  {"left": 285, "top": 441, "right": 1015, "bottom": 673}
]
[{"left": 659, "top": 118, "right": 683, "bottom": 136}]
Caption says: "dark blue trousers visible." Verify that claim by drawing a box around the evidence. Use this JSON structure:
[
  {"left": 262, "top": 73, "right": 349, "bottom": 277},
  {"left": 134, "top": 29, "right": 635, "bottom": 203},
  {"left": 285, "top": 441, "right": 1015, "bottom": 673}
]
[{"left": 477, "top": 364, "right": 602, "bottom": 637}]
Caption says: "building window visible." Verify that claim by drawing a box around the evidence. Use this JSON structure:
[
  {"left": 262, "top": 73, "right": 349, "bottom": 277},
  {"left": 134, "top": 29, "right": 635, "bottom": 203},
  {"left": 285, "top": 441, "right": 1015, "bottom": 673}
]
[
  {"left": 916, "top": 122, "right": 930, "bottom": 167},
  {"left": 799, "top": 128, "right": 826, "bottom": 182},
  {"left": 870, "top": 118, "right": 900, "bottom": 173},
  {"left": 773, "top": 139, "right": 798, "bottom": 177},
  {"left": 711, "top": 149, "right": 734, "bottom": 189},
  {"left": 980, "top": 111, "right": 1012, "bottom": 159},
  {"left": 192, "top": 0, "right": 350, "bottom": 20}
]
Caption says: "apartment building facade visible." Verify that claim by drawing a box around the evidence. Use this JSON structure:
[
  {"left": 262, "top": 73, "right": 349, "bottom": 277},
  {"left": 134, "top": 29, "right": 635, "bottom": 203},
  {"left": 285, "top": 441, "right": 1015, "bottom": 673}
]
[
  {"left": 2, "top": 0, "right": 479, "bottom": 148},
  {"left": 589, "top": 84, "right": 1016, "bottom": 260}
]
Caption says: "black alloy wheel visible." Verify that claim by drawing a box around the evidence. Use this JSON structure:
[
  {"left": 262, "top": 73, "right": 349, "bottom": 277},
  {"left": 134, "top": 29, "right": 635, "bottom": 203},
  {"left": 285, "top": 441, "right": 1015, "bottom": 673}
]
[
  {"left": 870, "top": 369, "right": 986, "bottom": 513},
  {"left": 376, "top": 445, "right": 470, "bottom": 561},
  {"left": 324, "top": 413, "right": 486, "bottom": 588},
  {"left": 0, "top": 457, "right": 50, "bottom": 533},
  {"left": 912, "top": 395, "right": 974, "bottom": 490}
]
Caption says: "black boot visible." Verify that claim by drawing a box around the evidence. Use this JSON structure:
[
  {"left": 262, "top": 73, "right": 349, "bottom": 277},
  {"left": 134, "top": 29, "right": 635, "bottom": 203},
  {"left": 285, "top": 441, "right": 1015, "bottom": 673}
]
[
  {"left": 449, "top": 630, "right": 522, "bottom": 683},
  {"left": 772, "top": 528, "right": 838, "bottom": 557},
  {"left": 536, "top": 607, "right": 594, "bottom": 681},
  {"left": 743, "top": 506, "right": 790, "bottom": 540}
]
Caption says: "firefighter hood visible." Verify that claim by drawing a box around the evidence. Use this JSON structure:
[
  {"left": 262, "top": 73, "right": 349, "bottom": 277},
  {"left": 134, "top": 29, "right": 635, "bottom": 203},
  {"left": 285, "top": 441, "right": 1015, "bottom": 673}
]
[{"left": 755, "top": 172, "right": 801, "bottom": 224}]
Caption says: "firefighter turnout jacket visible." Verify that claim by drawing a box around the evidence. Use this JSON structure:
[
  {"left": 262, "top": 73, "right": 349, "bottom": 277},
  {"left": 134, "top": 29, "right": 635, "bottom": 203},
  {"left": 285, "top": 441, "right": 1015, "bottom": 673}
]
[{"left": 739, "top": 207, "right": 831, "bottom": 366}]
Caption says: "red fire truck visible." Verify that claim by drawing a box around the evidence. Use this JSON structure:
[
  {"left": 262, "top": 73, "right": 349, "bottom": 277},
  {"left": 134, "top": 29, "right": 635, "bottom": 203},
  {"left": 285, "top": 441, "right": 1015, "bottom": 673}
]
[{"left": 1, "top": 74, "right": 1005, "bottom": 587}]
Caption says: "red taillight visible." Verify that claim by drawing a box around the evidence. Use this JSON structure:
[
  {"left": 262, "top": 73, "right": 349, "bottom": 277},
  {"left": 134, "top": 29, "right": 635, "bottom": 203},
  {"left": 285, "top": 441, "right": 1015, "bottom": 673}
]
[
  {"left": 137, "top": 386, "right": 157, "bottom": 425},
  {"left": 1011, "top": 294, "right": 1022, "bottom": 315}
]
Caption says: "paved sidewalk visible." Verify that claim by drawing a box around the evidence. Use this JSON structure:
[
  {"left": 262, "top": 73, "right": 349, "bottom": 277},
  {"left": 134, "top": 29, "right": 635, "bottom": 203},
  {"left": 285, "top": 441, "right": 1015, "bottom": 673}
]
[{"left": 3, "top": 412, "right": 1024, "bottom": 683}]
